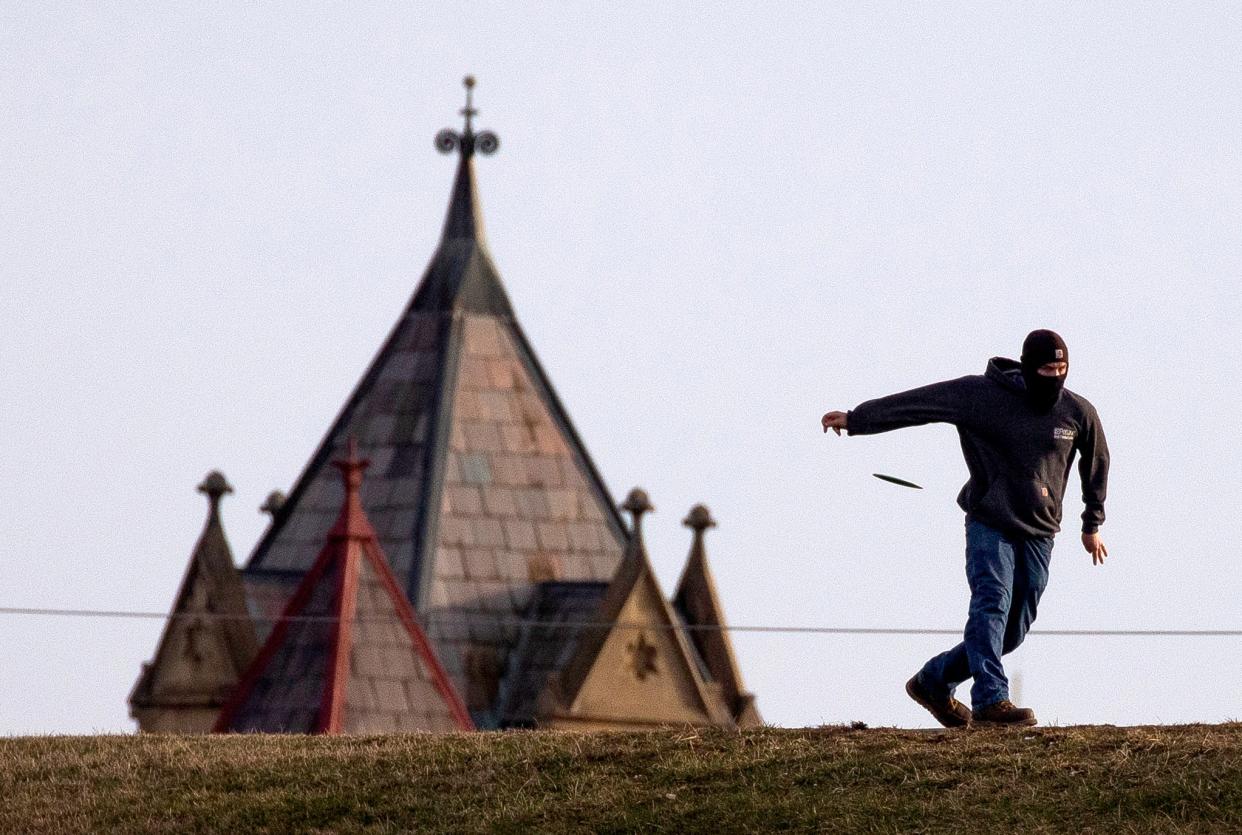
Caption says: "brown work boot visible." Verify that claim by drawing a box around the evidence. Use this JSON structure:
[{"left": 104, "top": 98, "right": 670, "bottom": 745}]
[
  {"left": 905, "top": 674, "right": 972, "bottom": 728},
  {"left": 973, "top": 699, "right": 1037, "bottom": 726}
]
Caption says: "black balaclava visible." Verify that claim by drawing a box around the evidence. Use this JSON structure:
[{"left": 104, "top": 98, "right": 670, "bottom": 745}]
[{"left": 1020, "top": 329, "right": 1068, "bottom": 411}]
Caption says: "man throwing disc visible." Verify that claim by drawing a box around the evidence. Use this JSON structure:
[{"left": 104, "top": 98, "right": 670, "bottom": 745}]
[{"left": 821, "top": 330, "right": 1109, "bottom": 727}]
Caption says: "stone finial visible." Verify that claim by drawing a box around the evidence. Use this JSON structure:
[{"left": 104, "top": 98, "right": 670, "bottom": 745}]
[
  {"left": 622, "top": 487, "right": 653, "bottom": 517},
  {"left": 197, "top": 471, "right": 233, "bottom": 512},
  {"left": 621, "top": 487, "right": 654, "bottom": 538},
  {"left": 260, "top": 490, "right": 286, "bottom": 518},
  {"left": 682, "top": 503, "right": 716, "bottom": 534}
]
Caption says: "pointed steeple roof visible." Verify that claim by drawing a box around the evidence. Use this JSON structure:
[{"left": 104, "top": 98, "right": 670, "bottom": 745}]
[
  {"left": 673, "top": 504, "right": 760, "bottom": 727},
  {"left": 129, "top": 472, "right": 259, "bottom": 731},
  {"left": 242, "top": 78, "right": 628, "bottom": 727},
  {"left": 218, "top": 441, "right": 473, "bottom": 734}
]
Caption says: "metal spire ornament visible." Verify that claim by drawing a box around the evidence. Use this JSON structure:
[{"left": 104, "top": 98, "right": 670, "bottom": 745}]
[{"left": 435, "top": 75, "right": 500, "bottom": 158}]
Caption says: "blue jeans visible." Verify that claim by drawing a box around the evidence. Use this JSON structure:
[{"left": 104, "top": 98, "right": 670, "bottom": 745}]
[{"left": 919, "top": 519, "right": 1053, "bottom": 709}]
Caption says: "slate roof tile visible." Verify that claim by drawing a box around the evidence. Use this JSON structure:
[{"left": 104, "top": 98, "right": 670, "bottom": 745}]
[
  {"left": 489, "top": 454, "right": 528, "bottom": 487},
  {"left": 455, "top": 390, "right": 483, "bottom": 421},
  {"left": 501, "top": 519, "right": 538, "bottom": 551},
  {"left": 481, "top": 485, "right": 518, "bottom": 517},
  {"left": 463, "top": 316, "right": 503, "bottom": 358},
  {"left": 535, "top": 521, "right": 570, "bottom": 551},
  {"left": 500, "top": 424, "right": 536, "bottom": 454},
  {"left": 436, "top": 547, "right": 465, "bottom": 580},
  {"left": 513, "top": 488, "right": 550, "bottom": 519},
  {"left": 494, "top": 550, "right": 528, "bottom": 583},
  {"left": 469, "top": 518, "right": 506, "bottom": 548},
  {"left": 446, "top": 485, "right": 483, "bottom": 515},
  {"left": 547, "top": 488, "right": 578, "bottom": 521},
  {"left": 457, "top": 453, "right": 490, "bottom": 485},
  {"left": 462, "top": 548, "right": 496, "bottom": 581},
  {"left": 477, "top": 390, "right": 514, "bottom": 422},
  {"left": 568, "top": 521, "right": 602, "bottom": 552},
  {"left": 486, "top": 359, "right": 517, "bottom": 389},
  {"left": 526, "top": 456, "right": 564, "bottom": 488},
  {"left": 458, "top": 357, "right": 493, "bottom": 389}
]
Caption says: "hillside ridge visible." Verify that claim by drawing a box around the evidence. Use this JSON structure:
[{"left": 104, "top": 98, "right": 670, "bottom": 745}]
[{"left": 3, "top": 724, "right": 1241, "bottom": 833}]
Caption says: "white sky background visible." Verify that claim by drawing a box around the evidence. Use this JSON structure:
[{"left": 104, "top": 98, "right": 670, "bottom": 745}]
[{"left": 2, "top": 4, "right": 1241, "bottom": 734}]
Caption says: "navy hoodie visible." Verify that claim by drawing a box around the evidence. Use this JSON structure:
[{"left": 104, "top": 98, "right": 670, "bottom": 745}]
[{"left": 847, "top": 357, "right": 1109, "bottom": 538}]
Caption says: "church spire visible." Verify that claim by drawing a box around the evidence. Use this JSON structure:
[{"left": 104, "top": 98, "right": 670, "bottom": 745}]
[
  {"left": 238, "top": 78, "right": 630, "bottom": 726},
  {"left": 435, "top": 75, "right": 500, "bottom": 244}
]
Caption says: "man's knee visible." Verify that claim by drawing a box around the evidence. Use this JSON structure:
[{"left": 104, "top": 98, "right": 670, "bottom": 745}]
[
  {"left": 969, "top": 589, "right": 1012, "bottom": 620},
  {"left": 1001, "top": 630, "right": 1027, "bottom": 655},
  {"left": 1001, "top": 607, "right": 1037, "bottom": 653}
]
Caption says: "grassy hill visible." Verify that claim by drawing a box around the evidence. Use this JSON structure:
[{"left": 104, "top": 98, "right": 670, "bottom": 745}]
[{"left": 3, "top": 724, "right": 1241, "bottom": 833}]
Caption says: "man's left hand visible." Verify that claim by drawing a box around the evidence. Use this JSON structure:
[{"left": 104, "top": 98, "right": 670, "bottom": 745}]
[
  {"left": 821, "top": 411, "right": 849, "bottom": 436},
  {"left": 1081, "top": 532, "right": 1108, "bottom": 565}
]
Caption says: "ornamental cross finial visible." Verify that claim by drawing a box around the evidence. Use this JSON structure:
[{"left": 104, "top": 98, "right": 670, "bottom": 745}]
[
  {"left": 332, "top": 436, "right": 369, "bottom": 494},
  {"left": 435, "top": 75, "right": 500, "bottom": 159},
  {"left": 460, "top": 75, "right": 477, "bottom": 134}
]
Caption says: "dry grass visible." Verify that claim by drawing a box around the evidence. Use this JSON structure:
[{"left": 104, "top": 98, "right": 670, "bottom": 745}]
[{"left": 3, "top": 725, "right": 1242, "bottom": 833}]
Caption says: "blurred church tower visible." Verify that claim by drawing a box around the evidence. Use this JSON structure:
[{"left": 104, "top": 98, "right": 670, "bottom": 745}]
[{"left": 131, "top": 78, "right": 758, "bottom": 733}]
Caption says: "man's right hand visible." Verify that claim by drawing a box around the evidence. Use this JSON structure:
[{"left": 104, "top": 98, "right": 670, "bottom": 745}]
[
  {"left": 821, "top": 411, "right": 849, "bottom": 436},
  {"left": 1082, "top": 532, "right": 1108, "bottom": 565}
]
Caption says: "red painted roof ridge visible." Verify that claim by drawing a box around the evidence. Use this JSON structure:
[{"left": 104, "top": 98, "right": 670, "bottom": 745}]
[{"left": 215, "top": 441, "right": 473, "bottom": 734}]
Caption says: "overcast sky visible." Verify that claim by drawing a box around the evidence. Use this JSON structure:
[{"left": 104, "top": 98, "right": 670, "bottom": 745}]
[{"left": 3, "top": 4, "right": 1241, "bottom": 734}]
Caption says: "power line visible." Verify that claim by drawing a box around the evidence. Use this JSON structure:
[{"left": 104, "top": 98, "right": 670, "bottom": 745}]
[{"left": 1, "top": 605, "right": 1239, "bottom": 637}]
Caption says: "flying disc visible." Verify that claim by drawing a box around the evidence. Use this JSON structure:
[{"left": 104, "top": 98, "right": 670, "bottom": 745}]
[{"left": 872, "top": 473, "right": 923, "bottom": 490}]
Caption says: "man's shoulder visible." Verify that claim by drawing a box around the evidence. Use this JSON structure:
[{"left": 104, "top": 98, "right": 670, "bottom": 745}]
[
  {"left": 957, "top": 373, "right": 992, "bottom": 389},
  {"left": 932, "top": 374, "right": 994, "bottom": 401},
  {"left": 1061, "top": 389, "right": 1100, "bottom": 422}
]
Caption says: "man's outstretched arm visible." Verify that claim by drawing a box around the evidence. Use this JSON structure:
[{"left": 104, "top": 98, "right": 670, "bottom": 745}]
[{"left": 821, "top": 378, "right": 975, "bottom": 438}]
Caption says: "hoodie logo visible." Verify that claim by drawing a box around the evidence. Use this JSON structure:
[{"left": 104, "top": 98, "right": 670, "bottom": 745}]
[{"left": 1053, "top": 427, "right": 1076, "bottom": 441}]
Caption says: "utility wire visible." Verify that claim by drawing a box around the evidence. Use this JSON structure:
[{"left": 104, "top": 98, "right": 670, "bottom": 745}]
[{"left": 0, "top": 605, "right": 1239, "bottom": 637}]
